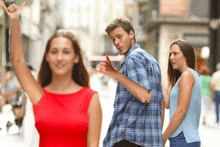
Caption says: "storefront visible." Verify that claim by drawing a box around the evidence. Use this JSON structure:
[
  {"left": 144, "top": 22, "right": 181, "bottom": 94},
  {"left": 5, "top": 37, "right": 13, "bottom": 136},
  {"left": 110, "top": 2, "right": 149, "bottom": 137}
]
[{"left": 183, "top": 34, "right": 209, "bottom": 70}]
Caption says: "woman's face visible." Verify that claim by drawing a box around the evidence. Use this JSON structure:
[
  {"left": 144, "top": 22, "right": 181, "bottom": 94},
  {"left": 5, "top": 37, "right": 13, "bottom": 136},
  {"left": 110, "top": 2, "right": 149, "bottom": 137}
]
[
  {"left": 169, "top": 44, "right": 187, "bottom": 71},
  {"left": 46, "top": 37, "right": 79, "bottom": 77}
]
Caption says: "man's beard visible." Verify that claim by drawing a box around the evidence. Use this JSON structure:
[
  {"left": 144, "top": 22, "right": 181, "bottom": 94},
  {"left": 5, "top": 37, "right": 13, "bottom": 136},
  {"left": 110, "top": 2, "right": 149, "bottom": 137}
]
[{"left": 123, "top": 39, "right": 133, "bottom": 56}]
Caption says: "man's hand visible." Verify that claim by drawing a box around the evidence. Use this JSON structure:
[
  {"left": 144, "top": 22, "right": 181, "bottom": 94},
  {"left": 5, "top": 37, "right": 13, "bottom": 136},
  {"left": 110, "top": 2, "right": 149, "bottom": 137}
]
[
  {"left": 2, "top": 1, "right": 26, "bottom": 19},
  {"left": 93, "top": 54, "right": 119, "bottom": 78}
]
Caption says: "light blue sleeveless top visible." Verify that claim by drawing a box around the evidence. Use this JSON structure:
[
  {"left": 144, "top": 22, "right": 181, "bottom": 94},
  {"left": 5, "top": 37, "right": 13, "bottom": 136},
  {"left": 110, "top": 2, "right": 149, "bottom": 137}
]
[{"left": 169, "top": 69, "right": 202, "bottom": 143}]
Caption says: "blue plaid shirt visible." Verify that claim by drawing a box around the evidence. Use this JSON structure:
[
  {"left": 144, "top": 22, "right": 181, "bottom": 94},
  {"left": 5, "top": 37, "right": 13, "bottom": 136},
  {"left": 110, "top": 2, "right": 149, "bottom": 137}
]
[{"left": 103, "top": 45, "right": 164, "bottom": 147}]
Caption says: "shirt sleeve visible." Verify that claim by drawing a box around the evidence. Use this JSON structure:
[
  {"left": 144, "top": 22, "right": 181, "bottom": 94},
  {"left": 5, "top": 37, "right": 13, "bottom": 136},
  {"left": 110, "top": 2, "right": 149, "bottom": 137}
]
[
  {"left": 159, "top": 83, "right": 164, "bottom": 101},
  {"left": 125, "top": 55, "right": 151, "bottom": 91}
]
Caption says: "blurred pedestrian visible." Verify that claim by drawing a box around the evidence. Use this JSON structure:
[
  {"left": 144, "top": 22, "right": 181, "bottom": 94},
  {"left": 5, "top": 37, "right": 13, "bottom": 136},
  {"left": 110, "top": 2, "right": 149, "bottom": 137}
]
[
  {"left": 94, "top": 17, "right": 164, "bottom": 147},
  {"left": 210, "top": 63, "right": 220, "bottom": 124},
  {"left": 3, "top": 2, "right": 102, "bottom": 147},
  {"left": 162, "top": 40, "right": 202, "bottom": 147},
  {"left": 1, "top": 66, "right": 11, "bottom": 108},
  {"left": 1, "top": 66, "right": 22, "bottom": 107},
  {"left": 198, "top": 65, "right": 212, "bottom": 125}
]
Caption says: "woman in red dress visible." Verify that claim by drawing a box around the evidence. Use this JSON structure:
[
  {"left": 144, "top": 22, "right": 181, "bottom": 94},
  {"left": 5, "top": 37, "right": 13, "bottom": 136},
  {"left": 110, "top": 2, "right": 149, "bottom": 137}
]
[{"left": 3, "top": 2, "right": 102, "bottom": 147}]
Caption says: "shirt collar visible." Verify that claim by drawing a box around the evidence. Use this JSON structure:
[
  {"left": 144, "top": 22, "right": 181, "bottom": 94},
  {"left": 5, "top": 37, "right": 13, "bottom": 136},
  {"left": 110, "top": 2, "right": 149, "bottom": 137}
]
[
  {"left": 125, "top": 44, "right": 140, "bottom": 59},
  {"left": 121, "top": 44, "right": 140, "bottom": 67}
]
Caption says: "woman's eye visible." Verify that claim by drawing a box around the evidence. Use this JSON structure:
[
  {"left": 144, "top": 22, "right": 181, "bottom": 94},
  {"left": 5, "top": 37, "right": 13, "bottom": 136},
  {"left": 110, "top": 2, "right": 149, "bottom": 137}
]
[
  {"left": 51, "top": 51, "right": 57, "bottom": 54},
  {"left": 64, "top": 51, "right": 70, "bottom": 54}
]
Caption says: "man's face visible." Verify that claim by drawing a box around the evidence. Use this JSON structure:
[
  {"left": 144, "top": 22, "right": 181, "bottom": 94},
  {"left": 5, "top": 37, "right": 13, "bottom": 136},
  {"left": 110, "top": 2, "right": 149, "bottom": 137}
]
[{"left": 109, "top": 27, "right": 135, "bottom": 57}]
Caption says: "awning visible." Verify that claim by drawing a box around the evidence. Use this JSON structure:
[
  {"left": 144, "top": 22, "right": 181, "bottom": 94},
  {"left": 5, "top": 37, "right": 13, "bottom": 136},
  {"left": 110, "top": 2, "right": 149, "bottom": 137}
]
[{"left": 89, "top": 56, "right": 123, "bottom": 61}]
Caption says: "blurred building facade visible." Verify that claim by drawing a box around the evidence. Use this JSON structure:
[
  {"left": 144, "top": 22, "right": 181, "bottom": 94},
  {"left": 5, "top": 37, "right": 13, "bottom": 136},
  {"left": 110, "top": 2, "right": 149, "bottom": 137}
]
[
  {"left": 0, "top": 0, "right": 126, "bottom": 87},
  {"left": 52, "top": 0, "right": 125, "bottom": 71},
  {"left": 142, "top": 0, "right": 210, "bottom": 83},
  {"left": 20, "top": 0, "right": 58, "bottom": 70},
  {"left": 1, "top": 0, "right": 218, "bottom": 80},
  {"left": 209, "top": 1, "right": 220, "bottom": 74}
]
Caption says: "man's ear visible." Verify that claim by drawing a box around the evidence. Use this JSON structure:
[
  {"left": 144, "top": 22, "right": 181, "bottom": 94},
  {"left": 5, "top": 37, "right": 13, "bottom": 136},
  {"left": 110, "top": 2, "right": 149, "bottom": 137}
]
[{"left": 129, "top": 30, "right": 134, "bottom": 40}]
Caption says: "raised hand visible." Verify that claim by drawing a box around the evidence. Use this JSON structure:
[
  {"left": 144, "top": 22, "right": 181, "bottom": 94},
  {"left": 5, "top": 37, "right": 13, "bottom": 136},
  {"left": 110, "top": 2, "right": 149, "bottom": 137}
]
[
  {"left": 93, "top": 54, "right": 119, "bottom": 78},
  {"left": 2, "top": 1, "right": 26, "bottom": 19}
]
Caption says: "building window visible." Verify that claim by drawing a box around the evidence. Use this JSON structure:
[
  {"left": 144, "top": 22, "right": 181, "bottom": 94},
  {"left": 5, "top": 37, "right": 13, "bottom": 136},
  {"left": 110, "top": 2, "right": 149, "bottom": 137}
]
[
  {"left": 189, "top": 0, "right": 209, "bottom": 19},
  {"left": 159, "top": 0, "right": 188, "bottom": 16}
]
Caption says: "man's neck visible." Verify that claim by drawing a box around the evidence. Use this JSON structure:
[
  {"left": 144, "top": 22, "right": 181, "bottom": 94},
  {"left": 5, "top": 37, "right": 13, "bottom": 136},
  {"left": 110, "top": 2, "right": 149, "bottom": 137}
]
[{"left": 124, "top": 43, "right": 138, "bottom": 57}]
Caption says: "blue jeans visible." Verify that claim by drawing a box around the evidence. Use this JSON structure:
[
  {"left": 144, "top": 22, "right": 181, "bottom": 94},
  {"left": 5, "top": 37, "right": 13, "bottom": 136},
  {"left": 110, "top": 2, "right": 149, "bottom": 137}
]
[
  {"left": 169, "top": 132, "right": 200, "bottom": 147},
  {"left": 215, "top": 91, "right": 220, "bottom": 122}
]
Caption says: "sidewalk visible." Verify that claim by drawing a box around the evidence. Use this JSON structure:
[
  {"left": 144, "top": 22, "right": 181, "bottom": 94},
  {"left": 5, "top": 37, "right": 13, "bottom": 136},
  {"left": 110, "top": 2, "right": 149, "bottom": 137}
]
[
  {"left": 0, "top": 104, "right": 25, "bottom": 147},
  {"left": 199, "top": 101, "right": 220, "bottom": 147},
  {"left": 0, "top": 100, "right": 39, "bottom": 147}
]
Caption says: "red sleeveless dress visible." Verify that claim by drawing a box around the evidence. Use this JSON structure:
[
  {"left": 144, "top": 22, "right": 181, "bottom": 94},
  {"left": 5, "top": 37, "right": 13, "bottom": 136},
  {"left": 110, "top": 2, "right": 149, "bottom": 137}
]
[{"left": 33, "top": 87, "right": 96, "bottom": 147}]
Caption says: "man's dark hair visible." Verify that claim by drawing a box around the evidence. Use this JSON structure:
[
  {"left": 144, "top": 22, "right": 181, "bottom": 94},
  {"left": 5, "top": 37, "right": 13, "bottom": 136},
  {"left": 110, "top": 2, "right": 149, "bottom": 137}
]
[{"left": 105, "top": 17, "right": 136, "bottom": 42}]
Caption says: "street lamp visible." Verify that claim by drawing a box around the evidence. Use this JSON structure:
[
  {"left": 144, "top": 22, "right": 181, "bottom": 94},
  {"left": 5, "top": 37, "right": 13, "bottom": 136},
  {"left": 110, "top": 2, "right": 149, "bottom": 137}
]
[
  {"left": 201, "top": 46, "right": 210, "bottom": 59},
  {"left": 210, "top": 18, "right": 220, "bottom": 30}
]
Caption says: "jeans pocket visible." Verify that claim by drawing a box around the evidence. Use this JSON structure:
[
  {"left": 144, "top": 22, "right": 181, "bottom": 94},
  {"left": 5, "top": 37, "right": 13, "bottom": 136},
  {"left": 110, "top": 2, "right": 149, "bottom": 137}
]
[{"left": 169, "top": 138, "right": 179, "bottom": 147}]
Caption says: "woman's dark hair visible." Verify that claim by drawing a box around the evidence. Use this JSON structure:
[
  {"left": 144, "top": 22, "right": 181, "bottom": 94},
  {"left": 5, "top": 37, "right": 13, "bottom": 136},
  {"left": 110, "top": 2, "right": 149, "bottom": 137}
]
[
  {"left": 37, "top": 30, "right": 89, "bottom": 87},
  {"left": 167, "top": 40, "right": 195, "bottom": 92}
]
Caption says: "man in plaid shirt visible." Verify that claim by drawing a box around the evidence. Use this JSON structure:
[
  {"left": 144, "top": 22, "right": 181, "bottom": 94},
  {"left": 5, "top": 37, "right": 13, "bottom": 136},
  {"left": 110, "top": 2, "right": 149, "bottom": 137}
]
[{"left": 94, "top": 17, "right": 164, "bottom": 147}]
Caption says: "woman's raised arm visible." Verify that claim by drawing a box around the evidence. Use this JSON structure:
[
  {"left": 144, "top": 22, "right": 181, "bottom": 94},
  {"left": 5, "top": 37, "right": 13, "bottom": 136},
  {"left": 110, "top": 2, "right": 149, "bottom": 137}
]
[{"left": 3, "top": 1, "right": 44, "bottom": 104}]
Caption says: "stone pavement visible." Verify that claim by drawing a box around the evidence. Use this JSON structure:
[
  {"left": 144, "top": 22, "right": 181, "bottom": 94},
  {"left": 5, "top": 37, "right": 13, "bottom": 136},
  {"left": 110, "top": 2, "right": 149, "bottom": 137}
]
[
  {"left": 198, "top": 101, "right": 220, "bottom": 147},
  {"left": 0, "top": 99, "right": 39, "bottom": 147}
]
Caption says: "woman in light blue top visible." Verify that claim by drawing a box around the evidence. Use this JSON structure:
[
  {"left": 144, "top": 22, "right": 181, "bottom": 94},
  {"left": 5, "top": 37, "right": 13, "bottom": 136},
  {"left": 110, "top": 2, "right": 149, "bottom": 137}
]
[{"left": 162, "top": 40, "right": 202, "bottom": 147}]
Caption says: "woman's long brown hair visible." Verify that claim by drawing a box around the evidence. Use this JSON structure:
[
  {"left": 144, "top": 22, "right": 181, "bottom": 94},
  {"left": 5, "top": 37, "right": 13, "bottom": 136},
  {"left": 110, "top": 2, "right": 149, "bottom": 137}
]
[
  {"left": 37, "top": 30, "right": 89, "bottom": 87},
  {"left": 167, "top": 40, "right": 195, "bottom": 93}
]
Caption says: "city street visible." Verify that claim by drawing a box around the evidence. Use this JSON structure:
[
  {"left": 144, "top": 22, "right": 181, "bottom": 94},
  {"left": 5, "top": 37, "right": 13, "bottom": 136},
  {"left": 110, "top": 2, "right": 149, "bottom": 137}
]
[
  {"left": 0, "top": 75, "right": 219, "bottom": 147},
  {"left": 0, "top": 0, "right": 217, "bottom": 147}
]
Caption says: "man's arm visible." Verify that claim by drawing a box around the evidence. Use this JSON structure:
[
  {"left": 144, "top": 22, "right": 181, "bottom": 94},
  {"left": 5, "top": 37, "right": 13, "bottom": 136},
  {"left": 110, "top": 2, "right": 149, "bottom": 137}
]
[
  {"left": 210, "top": 83, "right": 215, "bottom": 100},
  {"left": 210, "top": 73, "right": 216, "bottom": 100},
  {"left": 94, "top": 54, "right": 151, "bottom": 103},
  {"left": 114, "top": 72, "right": 151, "bottom": 103}
]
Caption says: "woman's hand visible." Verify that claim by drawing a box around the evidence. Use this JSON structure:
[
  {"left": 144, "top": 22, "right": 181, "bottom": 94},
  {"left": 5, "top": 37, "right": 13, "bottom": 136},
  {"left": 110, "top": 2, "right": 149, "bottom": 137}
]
[
  {"left": 2, "top": 1, "right": 26, "bottom": 19},
  {"left": 93, "top": 54, "right": 119, "bottom": 78},
  {"left": 162, "top": 81, "right": 170, "bottom": 109},
  {"left": 163, "top": 134, "right": 168, "bottom": 146}
]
